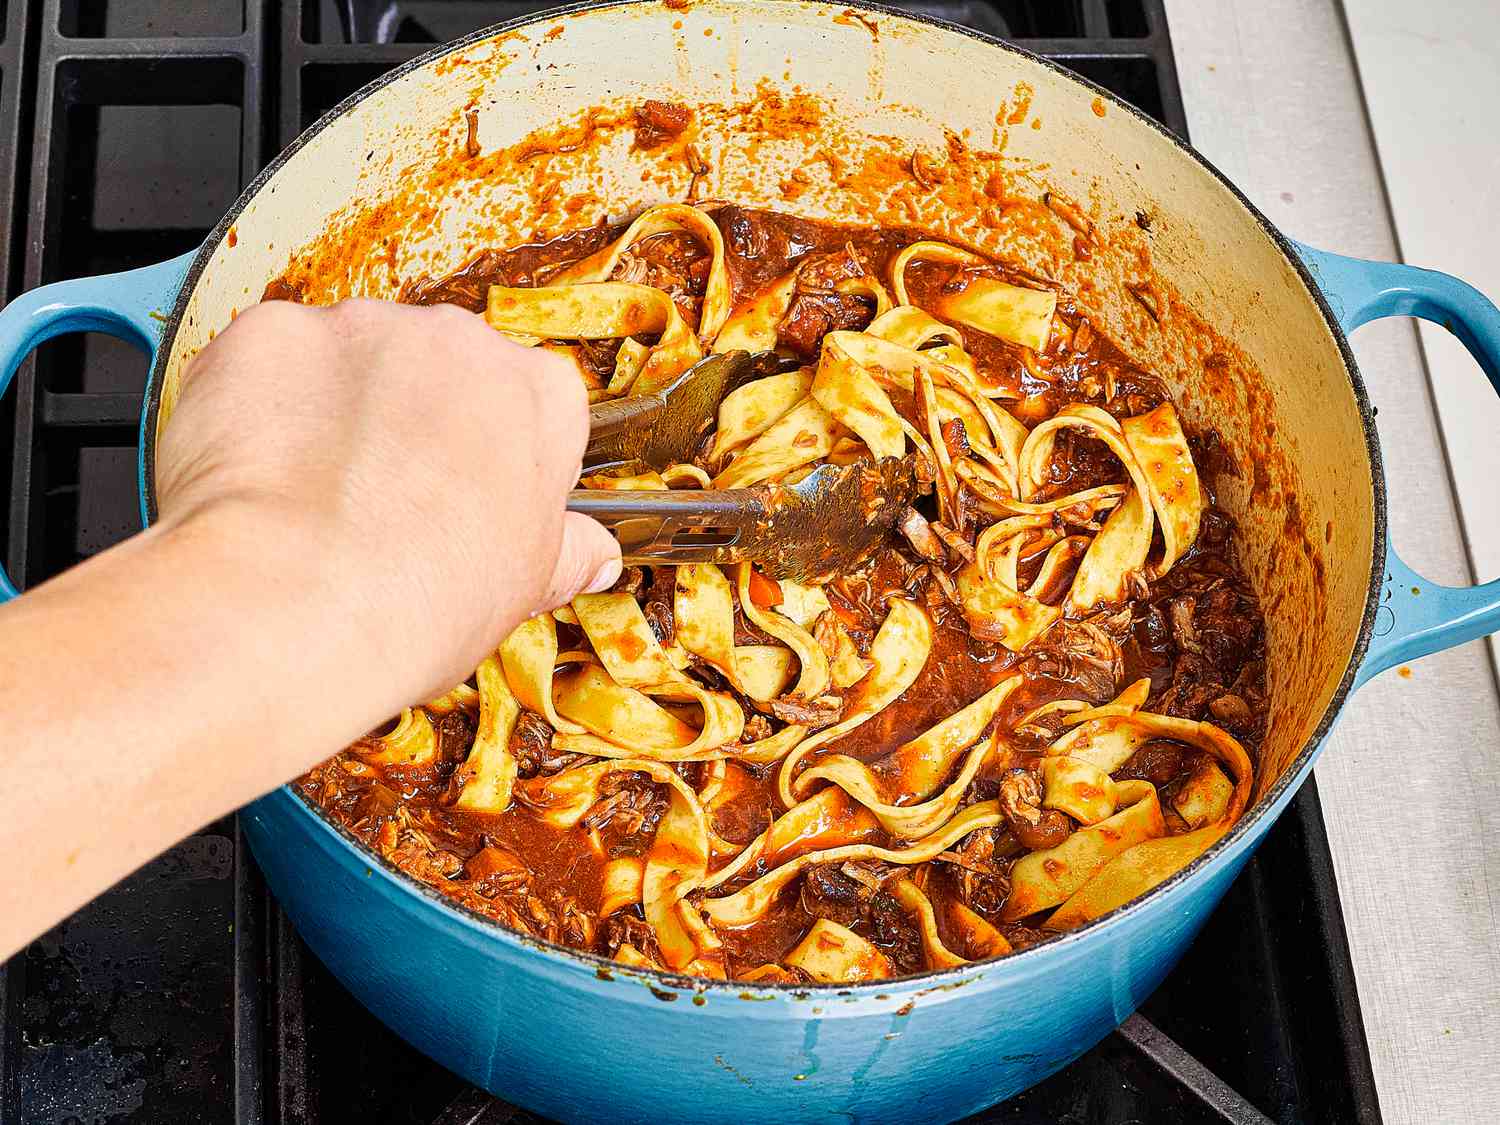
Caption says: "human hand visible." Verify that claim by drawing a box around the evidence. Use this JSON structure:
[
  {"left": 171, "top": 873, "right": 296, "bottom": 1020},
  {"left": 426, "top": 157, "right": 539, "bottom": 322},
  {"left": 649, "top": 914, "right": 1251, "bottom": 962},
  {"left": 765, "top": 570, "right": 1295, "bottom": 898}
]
[{"left": 155, "top": 298, "right": 621, "bottom": 705}]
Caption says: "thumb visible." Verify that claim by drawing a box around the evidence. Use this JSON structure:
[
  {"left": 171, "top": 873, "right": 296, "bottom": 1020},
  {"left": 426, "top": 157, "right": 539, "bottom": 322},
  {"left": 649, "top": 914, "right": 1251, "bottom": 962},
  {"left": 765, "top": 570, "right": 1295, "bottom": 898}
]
[{"left": 543, "top": 511, "right": 623, "bottom": 609}]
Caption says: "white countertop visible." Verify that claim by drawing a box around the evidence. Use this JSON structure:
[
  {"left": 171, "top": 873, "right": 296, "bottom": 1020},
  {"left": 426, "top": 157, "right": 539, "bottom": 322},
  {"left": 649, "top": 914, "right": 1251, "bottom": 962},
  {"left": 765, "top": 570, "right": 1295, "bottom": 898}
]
[{"left": 1162, "top": 3, "right": 1500, "bottom": 1123}]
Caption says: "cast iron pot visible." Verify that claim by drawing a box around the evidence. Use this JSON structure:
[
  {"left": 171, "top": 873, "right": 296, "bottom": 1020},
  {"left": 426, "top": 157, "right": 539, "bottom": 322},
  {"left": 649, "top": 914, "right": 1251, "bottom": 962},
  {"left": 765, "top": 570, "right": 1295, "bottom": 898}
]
[{"left": 1, "top": 3, "right": 1497, "bottom": 1121}]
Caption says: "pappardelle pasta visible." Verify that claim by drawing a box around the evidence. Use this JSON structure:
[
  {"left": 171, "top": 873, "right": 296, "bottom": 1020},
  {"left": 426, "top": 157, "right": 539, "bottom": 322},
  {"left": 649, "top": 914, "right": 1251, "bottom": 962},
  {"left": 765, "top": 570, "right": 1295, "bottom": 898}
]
[{"left": 293, "top": 198, "right": 1266, "bottom": 984}]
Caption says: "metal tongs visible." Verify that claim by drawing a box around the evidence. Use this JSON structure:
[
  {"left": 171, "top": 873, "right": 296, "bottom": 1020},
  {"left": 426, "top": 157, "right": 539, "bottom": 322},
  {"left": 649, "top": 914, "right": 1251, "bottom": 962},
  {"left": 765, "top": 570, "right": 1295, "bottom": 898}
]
[{"left": 567, "top": 351, "right": 919, "bottom": 582}]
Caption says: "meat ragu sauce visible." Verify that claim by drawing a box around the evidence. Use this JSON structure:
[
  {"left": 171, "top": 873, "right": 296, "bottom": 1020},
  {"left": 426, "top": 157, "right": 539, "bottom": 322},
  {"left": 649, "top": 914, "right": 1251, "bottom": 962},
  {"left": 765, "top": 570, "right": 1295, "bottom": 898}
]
[{"left": 285, "top": 199, "right": 1267, "bottom": 984}]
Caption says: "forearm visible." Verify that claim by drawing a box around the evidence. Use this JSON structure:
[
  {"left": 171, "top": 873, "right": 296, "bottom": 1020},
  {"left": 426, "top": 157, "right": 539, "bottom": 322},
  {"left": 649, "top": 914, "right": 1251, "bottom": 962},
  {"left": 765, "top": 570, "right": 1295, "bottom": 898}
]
[{"left": 0, "top": 506, "right": 404, "bottom": 958}]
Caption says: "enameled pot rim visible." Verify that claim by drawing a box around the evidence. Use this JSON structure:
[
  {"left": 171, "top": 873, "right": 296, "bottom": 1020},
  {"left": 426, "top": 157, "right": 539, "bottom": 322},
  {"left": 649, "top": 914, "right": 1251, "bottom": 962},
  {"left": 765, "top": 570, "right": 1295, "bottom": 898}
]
[{"left": 138, "top": 0, "right": 1387, "bottom": 996}]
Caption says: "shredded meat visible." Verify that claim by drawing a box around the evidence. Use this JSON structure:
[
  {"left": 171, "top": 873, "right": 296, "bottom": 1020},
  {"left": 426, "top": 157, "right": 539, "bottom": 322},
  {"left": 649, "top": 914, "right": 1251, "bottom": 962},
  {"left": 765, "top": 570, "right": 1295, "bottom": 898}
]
[
  {"left": 898, "top": 507, "right": 946, "bottom": 563},
  {"left": 611, "top": 232, "right": 708, "bottom": 321},
  {"left": 641, "top": 566, "right": 676, "bottom": 645},
  {"left": 769, "top": 695, "right": 843, "bottom": 727},
  {"left": 602, "top": 910, "right": 662, "bottom": 963},
  {"left": 510, "top": 711, "right": 555, "bottom": 778},
  {"left": 1018, "top": 609, "right": 1128, "bottom": 702},
  {"left": 584, "top": 776, "right": 667, "bottom": 853},
  {"left": 938, "top": 829, "right": 1011, "bottom": 917}
]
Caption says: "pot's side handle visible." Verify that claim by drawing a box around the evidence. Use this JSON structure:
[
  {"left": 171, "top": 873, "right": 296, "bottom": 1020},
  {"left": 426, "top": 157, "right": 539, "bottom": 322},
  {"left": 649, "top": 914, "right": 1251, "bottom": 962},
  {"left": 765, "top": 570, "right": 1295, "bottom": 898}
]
[
  {"left": 0, "top": 252, "right": 196, "bottom": 602},
  {"left": 1293, "top": 241, "right": 1500, "bottom": 685}
]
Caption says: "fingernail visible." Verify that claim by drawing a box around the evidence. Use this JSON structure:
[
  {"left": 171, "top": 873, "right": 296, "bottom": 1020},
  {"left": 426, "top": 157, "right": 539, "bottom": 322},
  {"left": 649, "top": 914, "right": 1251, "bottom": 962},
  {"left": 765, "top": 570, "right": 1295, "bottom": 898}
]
[{"left": 582, "top": 558, "right": 623, "bottom": 595}]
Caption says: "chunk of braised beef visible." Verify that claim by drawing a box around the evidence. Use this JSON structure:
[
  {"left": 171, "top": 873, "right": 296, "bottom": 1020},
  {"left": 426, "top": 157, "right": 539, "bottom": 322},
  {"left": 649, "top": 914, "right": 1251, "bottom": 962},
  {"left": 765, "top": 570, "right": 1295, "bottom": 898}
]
[
  {"left": 576, "top": 337, "right": 625, "bottom": 380},
  {"left": 776, "top": 289, "right": 872, "bottom": 358},
  {"left": 352, "top": 780, "right": 401, "bottom": 826},
  {"left": 800, "top": 863, "right": 871, "bottom": 928},
  {"left": 997, "top": 768, "right": 1073, "bottom": 851},
  {"left": 1116, "top": 739, "right": 1195, "bottom": 785},
  {"left": 602, "top": 909, "right": 661, "bottom": 961},
  {"left": 742, "top": 713, "right": 773, "bottom": 742},
  {"left": 1018, "top": 614, "right": 1126, "bottom": 703},
  {"left": 611, "top": 566, "right": 647, "bottom": 599},
  {"left": 612, "top": 232, "right": 708, "bottom": 322},
  {"left": 998, "top": 922, "right": 1049, "bottom": 953},
  {"left": 634, "top": 99, "right": 692, "bottom": 149},
  {"left": 641, "top": 566, "right": 676, "bottom": 646},
  {"left": 938, "top": 829, "right": 1011, "bottom": 917},
  {"left": 436, "top": 709, "right": 477, "bottom": 771},
  {"left": 583, "top": 776, "right": 666, "bottom": 843},
  {"left": 388, "top": 833, "right": 465, "bottom": 883},
  {"left": 510, "top": 711, "right": 555, "bottom": 778}
]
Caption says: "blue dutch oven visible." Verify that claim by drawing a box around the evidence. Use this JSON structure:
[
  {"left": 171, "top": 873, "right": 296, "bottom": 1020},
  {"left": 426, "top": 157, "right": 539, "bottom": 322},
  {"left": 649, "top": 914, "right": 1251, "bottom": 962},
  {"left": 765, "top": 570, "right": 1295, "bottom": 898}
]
[{"left": 0, "top": 3, "right": 1496, "bottom": 1121}]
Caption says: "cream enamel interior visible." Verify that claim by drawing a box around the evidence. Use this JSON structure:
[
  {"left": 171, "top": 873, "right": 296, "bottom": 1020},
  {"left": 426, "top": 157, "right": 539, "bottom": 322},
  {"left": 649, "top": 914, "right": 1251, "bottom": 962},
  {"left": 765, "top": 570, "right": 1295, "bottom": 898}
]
[{"left": 154, "top": 0, "right": 1373, "bottom": 820}]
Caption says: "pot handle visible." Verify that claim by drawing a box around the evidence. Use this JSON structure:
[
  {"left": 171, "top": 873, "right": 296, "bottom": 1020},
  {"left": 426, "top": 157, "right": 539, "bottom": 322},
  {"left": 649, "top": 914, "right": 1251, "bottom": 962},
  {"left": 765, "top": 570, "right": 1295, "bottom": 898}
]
[
  {"left": 0, "top": 251, "right": 197, "bottom": 602},
  {"left": 1294, "top": 241, "right": 1500, "bottom": 683}
]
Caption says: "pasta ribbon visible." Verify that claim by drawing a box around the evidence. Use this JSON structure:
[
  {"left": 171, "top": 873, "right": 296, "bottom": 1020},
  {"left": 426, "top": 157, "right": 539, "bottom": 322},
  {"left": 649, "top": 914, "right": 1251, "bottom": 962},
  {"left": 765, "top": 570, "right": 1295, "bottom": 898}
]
[
  {"left": 1041, "top": 715, "right": 1252, "bottom": 932},
  {"left": 453, "top": 654, "right": 521, "bottom": 813},
  {"left": 517, "top": 758, "right": 716, "bottom": 969},
  {"left": 1120, "top": 402, "right": 1204, "bottom": 575},
  {"left": 702, "top": 786, "right": 879, "bottom": 892},
  {"left": 778, "top": 598, "right": 933, "bottom": 807},
  {"left": 1018, "top": 404, "right": 1156, "bottom": 613},
  {"left": 549, "top": 202, "right": 732, "bottom": 342},
  {"left": 354, "top": 708, "right": 437, "bottom": 767},
  {"left": 708, "top": 367, "right": 814, "bottom": 463},
  {"left": 712, "top": 270, "right": 798, "bottom": 354},
  {"left": 797, "top": 676, "right": 1019, "bottom": 838},
  {"left": 734, "top": 564, "right": 831, "bottom": 702},
  {"left": 934, "top": 276, "right": 1057, "bottom": 352},
  {"left": 552, "top": 663, "right": 744, "bottom": 761},
  {"left": 811, "top": 331, "right": 908, "bottom": 460},
  {"left": 785, "top": 919, "right": 890, "bottom": 983},
  {"left": 1000, "top": 780, "right": 1165, "bottom": 921},
  {"left": 485, "top": 281, "right": 703, "bottom": 396},
  {"left": 892, "top": 879, "right": 968, "bottom": 970},
  {"left": 711, "top": 398, "right": 842, "bottom": 489},
  {"left": 701, "top": 801, "right": 1001, "bottom": 927},
  {"left": 674, "top": 563, "right": 797, "bottom": 702},
  {"left": 500, "top": 613, "right": 586, "bottom": 735}
]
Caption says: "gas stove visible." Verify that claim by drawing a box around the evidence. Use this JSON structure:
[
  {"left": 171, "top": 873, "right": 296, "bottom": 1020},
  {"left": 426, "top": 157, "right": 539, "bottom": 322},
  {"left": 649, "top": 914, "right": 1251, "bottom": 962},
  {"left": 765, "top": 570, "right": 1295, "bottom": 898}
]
[{"left": 0, "top": 3, "right": 1381, "bottom": 1122}]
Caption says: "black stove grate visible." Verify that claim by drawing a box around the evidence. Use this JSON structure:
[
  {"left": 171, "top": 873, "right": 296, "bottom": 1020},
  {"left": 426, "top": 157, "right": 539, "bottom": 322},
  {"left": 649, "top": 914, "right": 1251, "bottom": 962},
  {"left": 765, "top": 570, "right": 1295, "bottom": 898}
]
[{"left": 0, "top": 3, "right": 1380, "bottom": 1123}]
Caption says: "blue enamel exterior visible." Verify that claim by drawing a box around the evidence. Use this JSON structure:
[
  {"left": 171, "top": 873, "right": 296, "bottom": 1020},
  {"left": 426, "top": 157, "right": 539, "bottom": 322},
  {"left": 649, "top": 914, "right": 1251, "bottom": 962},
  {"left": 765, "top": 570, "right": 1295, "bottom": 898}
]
[
  {"left": 0, "top": 227, "right": 1496, "bottom": 1120},
  {"left": 1292, "top": 242, "right": 1500, "bottom": 687},
  {"left": 0, "top": 252, "right": 194, "bottom": 599}
]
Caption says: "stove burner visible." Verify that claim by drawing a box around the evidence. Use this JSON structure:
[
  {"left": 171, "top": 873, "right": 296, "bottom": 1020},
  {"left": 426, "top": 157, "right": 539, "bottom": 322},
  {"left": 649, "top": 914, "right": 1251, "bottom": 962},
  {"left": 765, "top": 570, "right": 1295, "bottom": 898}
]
[{"left": 0, "top": 3, "right": 1378, "bottom": 1123}]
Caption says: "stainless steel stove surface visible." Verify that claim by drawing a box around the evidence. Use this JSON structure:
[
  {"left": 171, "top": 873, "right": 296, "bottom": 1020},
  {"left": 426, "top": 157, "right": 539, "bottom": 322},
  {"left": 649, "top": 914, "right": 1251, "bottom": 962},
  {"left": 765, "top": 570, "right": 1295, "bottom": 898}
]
[{"left": 0, "top": 3, "right": 1381, "bottom": 1122}]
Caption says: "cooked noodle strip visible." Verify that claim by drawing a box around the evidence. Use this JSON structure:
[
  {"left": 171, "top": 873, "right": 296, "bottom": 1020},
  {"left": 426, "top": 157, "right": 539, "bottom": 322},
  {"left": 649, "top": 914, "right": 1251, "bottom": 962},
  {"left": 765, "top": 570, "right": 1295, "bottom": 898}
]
[
  {"left": 712, "top": 398, "right": 842, "bottom": 489},
  {"left": 709, "top": 368, "right": 814, "bottom": 463},
  {"left": 549, "top": 202, "right": 732, "bottom": 342},
  {"left": 500, "top": 613, "right": 587, "bottom": 734},
  {"left": 1000, "top": 780, "right": 1165, "bottom": 921},
  {"left": 778, "top": 599, "right": 933, "bottom": 807},
  {"left": 1120, "top": 402, "right": 1203, "bottom": 575},
  {"left": 701, "top": 800, "right": 1001, "bottom": 926},
  {"left": 453, "top": 654, "right": 521, "bottom": 813},
  {"left": 797, "top": 676, "right": 1019, "bottom": 837},
  {"left": 892, "top": 878, "right": 967, "bottom": 969},
  {"left": 517, "top": 758, "right": 715, "bottom": 969},
  {"left": 1042, "top": 715, "right": 1252, "bottom": 932},
  {"left": 354, "top": 708, "right": 437, "bottom": 767}
]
